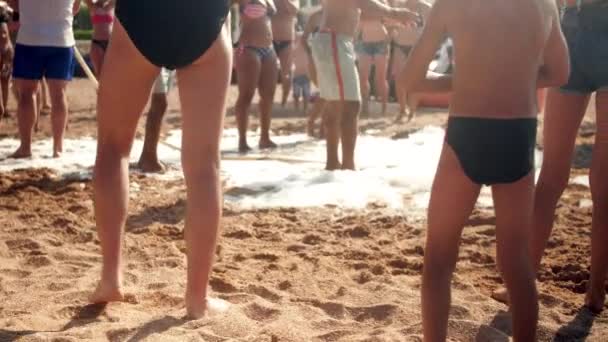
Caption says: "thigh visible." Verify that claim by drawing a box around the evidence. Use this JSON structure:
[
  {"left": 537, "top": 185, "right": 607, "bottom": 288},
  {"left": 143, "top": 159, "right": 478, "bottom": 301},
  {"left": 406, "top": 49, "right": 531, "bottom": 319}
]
[
  {"left": 258, "top": 53, "right": 279, "bottom": 98},
  {"left": 97, "top": 21, "right": 160, "bottom": 151},
  {"left": 277, "top": 45, "right": 292, "bottom": 74},
  {"left": 45, "top": 79, "right": 69, "bottom": 105},
  {"left": 357, "top": 55, "right": 372, "bottom": 80},
  {"left": 44, "top": 47, "right": 75, "bottom": 81},
  {"left": 177, "top": 26, "right": 232, "bottom": 164},
  {"left": 492, "top": 172, "right": 535, "bottom": 242},
  {"left": 541, "top": 89, "right": 590, "bottom": 171},
  {"left": 13, "top": 44, "right": 44, "bottom": 81},
  {"left": 374, "top": 54, "right": 389, "bottom": 83},
  {"left": 236, "top": 49, "right": 261, "bottom": 96}
]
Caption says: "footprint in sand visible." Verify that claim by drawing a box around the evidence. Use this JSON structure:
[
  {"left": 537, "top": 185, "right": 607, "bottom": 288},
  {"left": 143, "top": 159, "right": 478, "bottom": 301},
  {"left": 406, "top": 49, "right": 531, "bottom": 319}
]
[
  {"left": 310, "top": 300, "right": 347, "bottom": 319},
  {"left": 23, "top": 255, "right": 53, "bottom": 268},
  {"left": 316, "top": 329, "right": 356, "bottom": 341},
  {"left": 224, "top": 228, "right": 254, "bottom": 239},
  {"left": 48, "top": 282, "right": 72, "bottom": 292},
  {"left": 209, "top": 277, "right": 238, "bottom": 293},
  {"left": 106, "top": 328, "right": 136, "bottom": 342},
  {"left": 252, "top": 253, "right": 279, "bottom": 263},
  {"left": 348, "top": 304, "right": 399, "bottom": 323},
  {"left": 246, "top": 285, "right": 281, "bottom": 303},
  {"left": 5, "top": 238, "right": 41, "bottom": 253},
  {"left": 243, "top": 302, "right": 281, "bottom": 322},
  {"left": 302, "top": 234, "right": 323, "bottom": 245}
]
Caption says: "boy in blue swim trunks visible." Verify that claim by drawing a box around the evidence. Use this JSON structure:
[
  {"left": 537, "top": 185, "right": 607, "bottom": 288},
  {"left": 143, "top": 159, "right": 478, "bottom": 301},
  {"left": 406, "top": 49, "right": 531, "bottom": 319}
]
[{"left": 8, "top": 0, "right": 79, "bottom": 158}]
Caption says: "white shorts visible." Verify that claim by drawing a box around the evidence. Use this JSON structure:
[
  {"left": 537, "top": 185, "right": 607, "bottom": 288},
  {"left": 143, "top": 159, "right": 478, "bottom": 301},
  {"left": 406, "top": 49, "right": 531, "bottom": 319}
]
[
  {"left": 152, "top": 68, "right": 176, "bottom": 94},
  {"left": 311, "top": 32, "right": 361, "bottom": 102}
]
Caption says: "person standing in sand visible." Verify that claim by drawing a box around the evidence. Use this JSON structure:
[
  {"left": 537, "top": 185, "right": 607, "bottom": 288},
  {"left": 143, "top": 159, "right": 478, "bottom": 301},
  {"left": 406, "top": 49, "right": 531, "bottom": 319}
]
[
  {"left": 494, "top": 0, "right": 608, "bottom": 314},
  {"left": 357, "top": 3, "right": 391, "bottom": 116},
  {"left": 90, "top": 0, "right": 232, "bottom": 319},
  {"left": 8, "top": 0, "right": 79, "bottom": 159},
  {"left": 0, "top": 3, "right": 13, "bottom": 123},
  {"left": 235, "top": 0, "right": 278, "bottom": 153},
  {"left": 272, "top": 0, "right": 299, "bottom": 108},
  {"left": 85, "top": 0, "right": 115, "bottom": 75},
  {"left": 311, "top": 0, "right": 417, "bottom": 170},
  {"left": 398, "top": 0, "right": 569, "bottom": 339}
]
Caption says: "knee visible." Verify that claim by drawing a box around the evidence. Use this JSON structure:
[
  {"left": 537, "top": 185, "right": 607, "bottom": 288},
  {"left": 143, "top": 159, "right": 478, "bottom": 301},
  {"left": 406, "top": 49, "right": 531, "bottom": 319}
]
[
  {"left": 536, "top": 168, "right": 570, "bottom": 199},
  {"left": 237, "top": 90, "right": 255, "bottom": 107},
  {"left": 17, "top": 87, "right": 36, "bottom": 104},
  {"left": 50, "top": 90, "right": 67, "bottom": 111},
  {"left": 182, "top": 147, "right": 221, "bottom": 179}
]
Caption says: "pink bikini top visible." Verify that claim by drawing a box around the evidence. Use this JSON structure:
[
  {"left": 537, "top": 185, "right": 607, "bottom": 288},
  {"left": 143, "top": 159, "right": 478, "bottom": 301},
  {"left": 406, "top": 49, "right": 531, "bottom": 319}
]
[{"left": 91, "top": 8, "right": 114, "bottom": 25}]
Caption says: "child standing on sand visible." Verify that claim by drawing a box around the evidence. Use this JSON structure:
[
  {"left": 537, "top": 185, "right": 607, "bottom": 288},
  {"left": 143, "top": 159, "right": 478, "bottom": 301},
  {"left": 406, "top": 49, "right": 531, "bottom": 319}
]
[
  {"left": 292, "top": 33, "right": 311, "bottom": 114},
  {"left": 398, "top": 0, "right": 570, "bottom": 340}
]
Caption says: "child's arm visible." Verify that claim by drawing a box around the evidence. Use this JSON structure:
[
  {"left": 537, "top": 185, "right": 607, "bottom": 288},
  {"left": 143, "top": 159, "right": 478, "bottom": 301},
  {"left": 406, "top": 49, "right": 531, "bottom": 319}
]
[
  {"left": 356, "top": 0, "right": 418, "bottom": 23},
  {"left": 397, "top": 0, "right": 449, "bottom": 92},
  {"left": 537, "top": 2, "right": 570, "bottom": 88}
]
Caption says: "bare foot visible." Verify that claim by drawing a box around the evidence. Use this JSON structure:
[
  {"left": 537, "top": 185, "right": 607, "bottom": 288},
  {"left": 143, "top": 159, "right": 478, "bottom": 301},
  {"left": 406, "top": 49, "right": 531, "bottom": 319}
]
[
  {"left": 325, "top": 161, "right": 341, "bottom": 171},
  {"left": 137, "top": 159, "right": 166, "bottom": 173},
  {"left": 41, "top": 106, "right": 51, "bottom": 116},
  {"left": 394, "top": 113, "right": 404, "bottom": 123},
  {"left": 307, "top": 121, "right": 315, "bottom": 137},
  {"left": 491, "top": 287, "right": 509, "bottom": 305},
  {"left": 89, "top": 281, "right": 125, "bottom": 304},
  {"left": 53, "top": 150, "right": 63, "bottom": 158},
  {"left": 10, "top": 147, "right": 32, "bottom": 159},
  {"left": 585, "top": 286, "right": 606, "bottom": 314},
  {"left": 186, "top": 297, "right": 230, "bottom": 320},
  {"left": 239, "top": 142, "right": 252, "bottom": 154},
  {"left": 258, "top": 139, "right": 277, "bottom": 150},
  {"left": 407, "top": 110, "right": 416, "bottom": 122}
]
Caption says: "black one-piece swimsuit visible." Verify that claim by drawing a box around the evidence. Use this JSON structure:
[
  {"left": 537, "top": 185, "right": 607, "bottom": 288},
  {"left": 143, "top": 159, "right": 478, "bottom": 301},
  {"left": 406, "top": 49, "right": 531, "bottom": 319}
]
[{"left": 116, "top": 0, "right": 230, "bottom": 70}]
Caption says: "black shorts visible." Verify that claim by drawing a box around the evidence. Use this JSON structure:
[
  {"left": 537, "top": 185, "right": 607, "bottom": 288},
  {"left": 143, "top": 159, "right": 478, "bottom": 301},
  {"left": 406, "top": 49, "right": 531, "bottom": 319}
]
[{"left": 116, "top": 0, "right": 230, "bottom": 70}]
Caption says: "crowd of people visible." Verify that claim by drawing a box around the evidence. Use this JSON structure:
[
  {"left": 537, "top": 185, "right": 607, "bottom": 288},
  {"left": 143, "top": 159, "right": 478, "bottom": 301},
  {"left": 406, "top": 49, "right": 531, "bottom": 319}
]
[{"left": 0, "top": 0, "right": 607, "bottom": 340}]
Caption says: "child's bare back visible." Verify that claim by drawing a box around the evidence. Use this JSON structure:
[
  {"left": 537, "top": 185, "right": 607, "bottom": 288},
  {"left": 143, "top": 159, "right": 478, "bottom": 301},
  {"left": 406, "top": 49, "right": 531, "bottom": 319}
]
[{"left": 402, "top": 0, "right": 568, "bottom": 118}]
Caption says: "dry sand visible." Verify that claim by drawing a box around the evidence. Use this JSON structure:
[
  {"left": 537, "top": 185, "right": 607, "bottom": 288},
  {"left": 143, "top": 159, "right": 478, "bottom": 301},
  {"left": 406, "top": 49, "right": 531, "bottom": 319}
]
[{"left": 0, "top": 80, "right": 607, "bottom": 341}]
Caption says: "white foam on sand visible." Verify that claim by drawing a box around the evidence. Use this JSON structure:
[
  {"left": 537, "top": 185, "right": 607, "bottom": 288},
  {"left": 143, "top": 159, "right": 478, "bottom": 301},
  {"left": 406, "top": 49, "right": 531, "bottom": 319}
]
[{"left": 1, "top": 127, "right": 546, "bottom": 211}]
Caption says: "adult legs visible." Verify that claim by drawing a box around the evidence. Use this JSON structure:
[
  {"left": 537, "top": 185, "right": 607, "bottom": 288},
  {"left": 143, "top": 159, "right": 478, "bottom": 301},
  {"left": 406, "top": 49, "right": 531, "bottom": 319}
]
[
  {"left": 587, "top": 91, "right": 608, "bottom": 313},
  {"left": 257, "top": 53, "right": 278, "bottom": 149},
  {"left": 278, "top": 45, "right": 293, "bottom": 107},
  {"left": 90, "top": 21, "right": 160, "bottom": 303},
  {"left": 323, "top": 100, "right": 342, "bottom": 170},
  {"left": 341, "top": 100, "right": 360, "bottom": 170},
  {"left": 374, "top": 53, "right": 389, "bottom": 115},
  {"left": 357, "top": 54, "right": 372, "bottom": 115},
  {"left": 46, "top": 79, "right": 70, "bottom": 157},
  {"left": 177, "top": 25, "right": 232, "bottom": 318},
  {"left": 234, "top": 49, "right": 261, "bottom": 152},
  {"left": 10, "top": 79, "right": 39, "bottom": 158}
]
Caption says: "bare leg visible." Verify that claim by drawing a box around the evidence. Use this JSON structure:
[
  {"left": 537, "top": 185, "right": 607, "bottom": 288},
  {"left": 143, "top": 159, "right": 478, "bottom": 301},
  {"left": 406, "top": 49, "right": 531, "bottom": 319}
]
[
  {"left": 137, "top": 93, "right": 168, "bottom": 173},
  {"left": 1, "top": 75, "right": 9, "bottom": 116},
  {"left": 374, "top": 54, "right": 389, "bottom": 116},
  {"left": 307, "top": 98, "right": 325, "bottom": 137},
  {"left": 41, "top": 78, "right": 51, "bottom": 113},
  {"left": 177, "top": 25, "right": 232, "bottom": 319},
  {"left": 492, "top": 173, "right": 538, "bottom": 341},
  {"left": 294, "top": 94, "right": 300, "bottom": 112},
  {"left": 358, "top": 55, "right": 372, "bottom": 115},
  {"left": 422, "top": 144, "right": 481, "bottom": 342},
  {"left": 90, "top": 43, "right": 105, "bottom": 76},
  {"left": 586, "top": 91, "right": 608, "bottom": 313},
  {"left": 234, "top": 49, "right": 261, "bottom": 153},
  {"left": 258, "top": 52, "right": 278, "bottom": 149},
  {"left": 393, "top": 50, "right": 407, "bottom": 121},
  {"left": 493, "top": 89, "right": 589, "bottom": 304},
  {"left": 324, "top": 100, "right": 342, "bottom": 170},
  {"left": 531, "top": 90, "right": 589, "bottom": 270},
  {"left": 46, "top": 79, "right": 70, "bottom": 158},
  {"left": 278, "top": 45, "right": 293, "bottom": 107},
  {"left": 10, "top": 79, "right": 39, "bottom": 158},
  {"left": 90, "top": 21, "right": 160, "bottom": 304},
  {"left": 341, "top": 101, "right": 360, "bottom": 170}
]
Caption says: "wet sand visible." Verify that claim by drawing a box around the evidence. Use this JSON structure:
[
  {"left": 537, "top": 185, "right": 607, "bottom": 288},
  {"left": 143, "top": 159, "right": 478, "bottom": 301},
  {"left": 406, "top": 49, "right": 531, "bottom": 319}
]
[{"left": 0, "top": 80, "right": 606, "bottom": 341}]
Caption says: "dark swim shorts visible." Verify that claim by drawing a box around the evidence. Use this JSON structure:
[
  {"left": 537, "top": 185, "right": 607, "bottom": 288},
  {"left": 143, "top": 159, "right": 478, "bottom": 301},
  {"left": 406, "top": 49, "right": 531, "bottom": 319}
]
[{"left": 560, "top": 3, "right": 608, "bottom": 94}]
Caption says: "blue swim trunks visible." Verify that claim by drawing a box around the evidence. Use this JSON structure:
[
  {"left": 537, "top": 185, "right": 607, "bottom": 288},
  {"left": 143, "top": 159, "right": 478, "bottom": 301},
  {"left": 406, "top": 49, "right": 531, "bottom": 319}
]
[
  {"left": 13, "top": 44, "right": 75, "bottom": 81},
  {"left": 560, "top": 3, "right": 608, "bottom": 94}
]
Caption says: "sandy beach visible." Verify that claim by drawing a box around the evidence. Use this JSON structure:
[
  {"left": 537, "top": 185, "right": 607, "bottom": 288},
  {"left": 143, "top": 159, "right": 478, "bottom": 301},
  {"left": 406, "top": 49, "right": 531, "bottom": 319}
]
[{"left": 0, "top": 80, "right": 606, "bottom": 341}]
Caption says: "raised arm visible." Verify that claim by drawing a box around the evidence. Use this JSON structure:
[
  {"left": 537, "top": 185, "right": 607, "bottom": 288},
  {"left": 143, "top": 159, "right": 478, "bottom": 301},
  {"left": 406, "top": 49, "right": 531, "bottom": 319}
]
[
  {"left": 398, "top": 0, "right": 450, "bottom": 92},
  {"left": 538, "top": 3, "right": 570, "bottom": 88},
  {"left": 7, "top": 0, "right": 17, "bottom": 12},
  {"left": 356, "top": 0, "right": 418, "bottom": 23}
]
